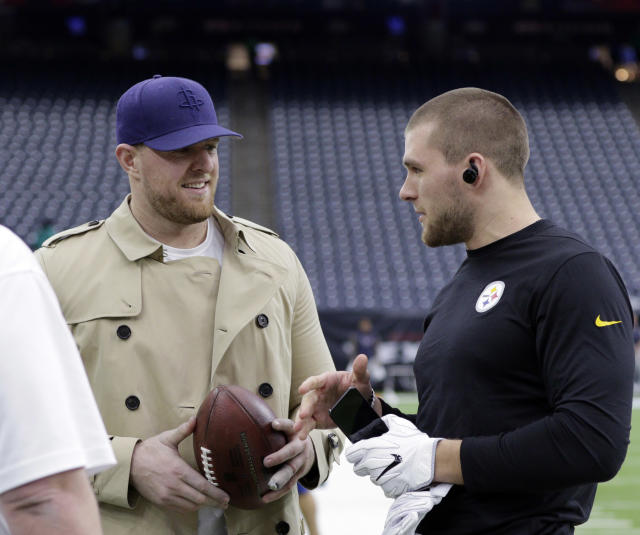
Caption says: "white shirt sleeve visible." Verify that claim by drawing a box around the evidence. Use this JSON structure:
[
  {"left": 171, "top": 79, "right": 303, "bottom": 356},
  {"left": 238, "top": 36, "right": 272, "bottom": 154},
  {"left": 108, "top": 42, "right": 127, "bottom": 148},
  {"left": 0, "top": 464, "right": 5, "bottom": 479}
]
[{"left": 0, "top": 227, "right": 115, "bottom": 495}]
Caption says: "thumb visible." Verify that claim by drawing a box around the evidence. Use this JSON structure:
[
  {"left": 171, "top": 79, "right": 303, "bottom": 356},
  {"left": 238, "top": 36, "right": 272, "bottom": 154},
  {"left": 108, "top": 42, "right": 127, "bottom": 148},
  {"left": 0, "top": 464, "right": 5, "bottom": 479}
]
[
  {"left": 398, "top": 512, "right": 420, "bottom": 535},
  {"left": 161, "top": 416, "right": 197, "bottom": 447},
  {"left": 352, "top": 353, "right": 370, "bottom": 385}
]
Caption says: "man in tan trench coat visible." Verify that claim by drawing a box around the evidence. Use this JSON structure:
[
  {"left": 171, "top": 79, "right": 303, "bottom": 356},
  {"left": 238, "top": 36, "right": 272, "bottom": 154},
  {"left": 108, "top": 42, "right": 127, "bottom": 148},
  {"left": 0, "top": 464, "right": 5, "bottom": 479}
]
[{"left": 35, "top": 75, "right": 343, "bottom": 535}]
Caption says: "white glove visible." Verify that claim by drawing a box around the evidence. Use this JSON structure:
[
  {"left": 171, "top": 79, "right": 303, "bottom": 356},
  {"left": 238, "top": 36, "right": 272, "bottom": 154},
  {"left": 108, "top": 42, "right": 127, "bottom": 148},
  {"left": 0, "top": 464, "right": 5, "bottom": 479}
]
[
  {"left": 382, "top": 483, "right": 453, "bottom": 535},
  {"left": 345, "top": 414, "right": 441, "bottom": 498}
]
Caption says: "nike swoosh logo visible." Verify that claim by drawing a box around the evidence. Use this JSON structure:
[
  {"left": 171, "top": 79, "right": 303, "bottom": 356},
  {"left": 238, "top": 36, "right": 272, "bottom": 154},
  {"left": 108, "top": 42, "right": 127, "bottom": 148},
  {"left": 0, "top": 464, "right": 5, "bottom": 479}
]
[
  {"left": 376, "top": 454, "right": 402, "bottom": 482},
  {"left": 595, "top": 315, "right": 622, "bottom": 327}
]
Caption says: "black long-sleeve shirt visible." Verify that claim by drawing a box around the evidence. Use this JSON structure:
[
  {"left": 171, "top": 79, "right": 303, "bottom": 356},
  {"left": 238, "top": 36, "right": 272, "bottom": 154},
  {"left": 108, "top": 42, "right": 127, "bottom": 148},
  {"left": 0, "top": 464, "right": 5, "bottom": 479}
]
[{"left": 382, "top": 220, "right": 635, "bottom": 534}]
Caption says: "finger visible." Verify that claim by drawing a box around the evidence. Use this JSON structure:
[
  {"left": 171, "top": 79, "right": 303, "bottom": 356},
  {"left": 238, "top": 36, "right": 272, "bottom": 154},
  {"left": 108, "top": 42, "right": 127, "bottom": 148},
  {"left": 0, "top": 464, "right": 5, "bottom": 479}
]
[
  {"left": 381, "top": 481, "right": 406, "bottom": 498},
  {"left": 162, "top": 416, "right": 197, "bottom": 447},
  {"left": 352, "top": 455, "right": 396, "bottom": 474},
  {"left": 345, "top": 449, "right": 371, "bottom": 469},
  {"left": 347, "top": 451, "right": 382, "bottom": 478},
  {"left": 161, "top": 474, "right": 219, "bottom": 512},
  {"left": 198, "top": 482, "right": 230, "bottom": 507},
  {"left": 344, "top": 442, "right": 365, "bottom": 463},
  {"left": 264, "top": 439, "right": 305, "bottom": 468},
  {"left": 352, "top": 354, "right": 370, "bottom": 384},
  {"left": 266, "top": 463, "right": 295, "bottom": 491},
  {"left": 271, "top": 418, "right": 295, "bottom": 436},
  {"left": 180, "top": 465, "right": 230, "bottom": 507},
  {"left": 262, "top": 467, "right": 302, "bottom": 502},
  {"left": 353, "top": 461, "right": 375, "bottom": 478},
  {"left": 399, "top": 512, "right": 420, "bottom": 534},
  {"left": 262, "top": 477, "right": 299, "bottom": 503},
  {"left": 296, "top": 390, "right": 319, "bottom": 420},
  {"left": 292, "top": 416, "right": 316, "bottom": 441},
  {"left": 298, "top": 372, "right": 331, "bottom": 395},
  {"left": 294, "top": 391, "right": 320, "bottom": 439}
]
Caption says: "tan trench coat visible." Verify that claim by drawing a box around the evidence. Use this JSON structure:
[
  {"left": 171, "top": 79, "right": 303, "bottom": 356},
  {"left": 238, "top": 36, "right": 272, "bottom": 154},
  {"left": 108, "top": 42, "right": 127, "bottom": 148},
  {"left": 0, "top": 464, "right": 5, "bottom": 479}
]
[{"left": 35, "top": 197, "right": 343, "bottom": 535}]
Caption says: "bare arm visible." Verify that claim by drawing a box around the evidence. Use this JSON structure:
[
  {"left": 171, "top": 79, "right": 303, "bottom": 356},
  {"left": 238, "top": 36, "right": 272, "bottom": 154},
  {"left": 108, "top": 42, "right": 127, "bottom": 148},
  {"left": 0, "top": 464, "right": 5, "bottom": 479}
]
[{"left": 0, "top": 468, "right": 102, "bottom": 535}]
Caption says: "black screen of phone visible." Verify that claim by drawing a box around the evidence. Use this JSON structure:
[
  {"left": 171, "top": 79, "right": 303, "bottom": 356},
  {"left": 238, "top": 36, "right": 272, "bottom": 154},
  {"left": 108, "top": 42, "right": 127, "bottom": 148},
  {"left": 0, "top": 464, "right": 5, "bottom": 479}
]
[{"left": 329, "top": 387, "right": 389, "bottom": 442}]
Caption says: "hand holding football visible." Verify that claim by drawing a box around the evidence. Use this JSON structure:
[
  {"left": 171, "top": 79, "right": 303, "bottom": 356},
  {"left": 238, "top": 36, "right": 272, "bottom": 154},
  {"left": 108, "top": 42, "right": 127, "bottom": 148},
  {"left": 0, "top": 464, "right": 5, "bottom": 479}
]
[{"left": 193, "top": 385, "right": 287, "bottom": 509}]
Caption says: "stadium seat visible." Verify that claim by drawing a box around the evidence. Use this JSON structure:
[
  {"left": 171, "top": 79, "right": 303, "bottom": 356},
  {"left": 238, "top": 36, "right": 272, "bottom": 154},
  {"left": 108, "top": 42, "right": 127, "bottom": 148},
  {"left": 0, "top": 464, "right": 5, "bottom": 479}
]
[{"left": 269, "top": 64, "right": 640, "bottom": 312}]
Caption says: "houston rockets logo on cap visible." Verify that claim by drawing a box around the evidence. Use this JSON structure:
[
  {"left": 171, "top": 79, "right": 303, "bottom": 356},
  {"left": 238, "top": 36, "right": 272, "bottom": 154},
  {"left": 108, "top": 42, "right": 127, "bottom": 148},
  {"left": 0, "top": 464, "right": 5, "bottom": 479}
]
[
  {"left": 178, "top": 88, "right": 204, "bottom": 112},
  {"left": 475, "top": 281, "right": 505, "bottom": 313}
]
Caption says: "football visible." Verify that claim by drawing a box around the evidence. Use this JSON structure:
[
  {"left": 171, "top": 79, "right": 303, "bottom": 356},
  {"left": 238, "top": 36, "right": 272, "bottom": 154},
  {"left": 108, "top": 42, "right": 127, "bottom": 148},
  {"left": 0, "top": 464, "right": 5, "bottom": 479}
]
[{"left": 193, "top": 384, "right": 287, "bottom": 509}]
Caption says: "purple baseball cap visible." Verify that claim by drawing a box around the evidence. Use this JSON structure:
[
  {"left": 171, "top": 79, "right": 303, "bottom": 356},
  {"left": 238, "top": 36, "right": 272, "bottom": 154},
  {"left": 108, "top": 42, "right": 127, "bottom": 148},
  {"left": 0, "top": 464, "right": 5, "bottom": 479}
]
[{"left": 116, "top": 74, "right": 242, "bottom": 150}]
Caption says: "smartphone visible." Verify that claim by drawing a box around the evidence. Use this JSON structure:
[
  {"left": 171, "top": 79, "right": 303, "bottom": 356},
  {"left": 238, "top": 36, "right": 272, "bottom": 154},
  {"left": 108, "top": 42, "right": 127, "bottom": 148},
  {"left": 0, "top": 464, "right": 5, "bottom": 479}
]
[{"left": 329, "top": 387, "right": 389, "bottom": 442}]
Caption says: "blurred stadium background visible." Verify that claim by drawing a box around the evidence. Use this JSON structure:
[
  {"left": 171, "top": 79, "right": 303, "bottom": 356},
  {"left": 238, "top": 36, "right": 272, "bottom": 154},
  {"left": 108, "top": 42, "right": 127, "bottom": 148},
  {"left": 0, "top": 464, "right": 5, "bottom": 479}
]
[{"left": 1, "top": 0, "right": 639, "bottom": 532}]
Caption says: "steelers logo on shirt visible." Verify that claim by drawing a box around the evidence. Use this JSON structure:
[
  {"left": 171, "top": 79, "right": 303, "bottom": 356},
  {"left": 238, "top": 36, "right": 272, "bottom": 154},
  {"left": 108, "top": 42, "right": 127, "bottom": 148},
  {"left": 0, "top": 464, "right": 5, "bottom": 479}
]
[{"left": 475, "top": 281, "right": 506, "bottom": 313}]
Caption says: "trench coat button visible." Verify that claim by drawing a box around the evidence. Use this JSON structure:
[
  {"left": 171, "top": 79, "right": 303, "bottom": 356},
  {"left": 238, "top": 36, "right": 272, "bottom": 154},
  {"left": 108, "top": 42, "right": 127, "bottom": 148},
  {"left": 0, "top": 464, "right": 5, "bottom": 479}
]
[
  {"left": 275, "top": 521, "right": 290, "bottom": 534},
  {"left": 88, "top": 220, "right": 99, "bottom": 226},
  {"left": 328, "top": 432, "right": 339, "bottom": 449},
  {"left": 256, "top": 314, "right": 269, "bottom": 328},
  {"left": 258, "top": 382, "right": 273, "bottom": 398},
  {"left": 117, "top": 325, "right": 131, "bottom": 340},
  {"left": 125, "top": 395, "right": 140, "bottom": 411}
]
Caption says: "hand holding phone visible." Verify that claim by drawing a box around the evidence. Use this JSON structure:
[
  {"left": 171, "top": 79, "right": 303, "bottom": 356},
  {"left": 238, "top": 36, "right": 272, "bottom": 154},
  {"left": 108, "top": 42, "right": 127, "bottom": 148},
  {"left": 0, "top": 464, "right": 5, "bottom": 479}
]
[
  {"left": 329, "top": 387, "right": 389, "bottom": 442},
  {"left": 295, "top": 354, "right": 373, "bottom": 440}
]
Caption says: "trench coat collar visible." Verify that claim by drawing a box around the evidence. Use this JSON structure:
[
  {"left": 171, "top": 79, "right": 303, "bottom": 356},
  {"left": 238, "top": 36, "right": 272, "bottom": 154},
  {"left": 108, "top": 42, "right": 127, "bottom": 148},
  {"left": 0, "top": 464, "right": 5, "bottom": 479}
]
[
  {"left": 105, "top": 196, "right": 261, "bottom": 264},
  {"left": 211, "top": 207, "right": 259, "bottom": 255},
  {"left": 105, "top": 196, "right": 165, "bottom": 262}
]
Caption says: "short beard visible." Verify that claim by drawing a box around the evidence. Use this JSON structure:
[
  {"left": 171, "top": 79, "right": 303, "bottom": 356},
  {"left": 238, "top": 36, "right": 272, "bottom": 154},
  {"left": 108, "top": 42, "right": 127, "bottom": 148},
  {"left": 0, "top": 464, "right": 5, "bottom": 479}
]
[
  {"left": 422, "top": 202, "right": 474, "bottom": 247},
  {"left": 143, "top": 181, "right": 215, "bottom": 225}
]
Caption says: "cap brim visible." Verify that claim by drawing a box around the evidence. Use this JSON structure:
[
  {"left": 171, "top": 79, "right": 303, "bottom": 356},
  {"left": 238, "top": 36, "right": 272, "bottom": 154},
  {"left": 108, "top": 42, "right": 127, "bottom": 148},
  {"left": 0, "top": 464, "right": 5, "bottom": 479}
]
[{"left": 144, "top": 124, "right": 243, "bottom": 151}]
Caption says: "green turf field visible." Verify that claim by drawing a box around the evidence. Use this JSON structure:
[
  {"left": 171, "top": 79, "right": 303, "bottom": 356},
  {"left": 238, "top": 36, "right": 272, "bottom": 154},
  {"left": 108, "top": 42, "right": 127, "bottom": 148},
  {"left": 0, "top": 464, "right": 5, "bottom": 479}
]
[
  {"left": 577, "top": 406, "right": 640, "bottom": 534},
  {"left": 387, "top": 393, "right": 640, "bottom": 533}
]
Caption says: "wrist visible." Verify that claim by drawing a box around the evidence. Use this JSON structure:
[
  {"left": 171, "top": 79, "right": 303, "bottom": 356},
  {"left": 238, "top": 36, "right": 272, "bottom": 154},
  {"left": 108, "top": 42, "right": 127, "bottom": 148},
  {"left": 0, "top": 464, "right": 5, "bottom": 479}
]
[
  {"left": 367, "top": 385, "right": 376, "bottom": 408},
  {"left": 367, "top": 385, "right": 383, "bottom": 416},
  {"left": 433, "top": 439, "right": 464, "bottom": 485},
  {"left": 129, "top": 441, "right": 141, "bottom": 481},
  {"left": 303, "top": 438, "right": 315, "bottom": 474},
  {"left": 299, "top": 459, "right": 319, "bottom": 489}
]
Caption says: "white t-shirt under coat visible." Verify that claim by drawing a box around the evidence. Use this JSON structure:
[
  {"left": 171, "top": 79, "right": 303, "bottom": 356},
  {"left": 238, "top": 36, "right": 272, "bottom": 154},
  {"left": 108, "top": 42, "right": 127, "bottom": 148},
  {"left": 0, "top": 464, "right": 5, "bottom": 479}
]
[{"left": 162, "top": 218, "right": 224, "bottom": 265}]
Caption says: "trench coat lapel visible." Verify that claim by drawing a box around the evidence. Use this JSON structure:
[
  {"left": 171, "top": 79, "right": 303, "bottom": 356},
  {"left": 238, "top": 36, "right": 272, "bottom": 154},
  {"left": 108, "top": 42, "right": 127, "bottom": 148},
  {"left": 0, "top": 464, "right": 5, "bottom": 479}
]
[{"left": 211, "top": 214, "right": 287, "bottom": 373}]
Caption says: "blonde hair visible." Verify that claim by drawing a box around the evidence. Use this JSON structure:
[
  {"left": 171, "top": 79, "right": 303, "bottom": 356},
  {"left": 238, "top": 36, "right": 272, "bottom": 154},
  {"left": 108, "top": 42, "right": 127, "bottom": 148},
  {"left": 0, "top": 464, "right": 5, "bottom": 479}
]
[{"left": 406, "top": 87, "right": 530, "bottom": 180}]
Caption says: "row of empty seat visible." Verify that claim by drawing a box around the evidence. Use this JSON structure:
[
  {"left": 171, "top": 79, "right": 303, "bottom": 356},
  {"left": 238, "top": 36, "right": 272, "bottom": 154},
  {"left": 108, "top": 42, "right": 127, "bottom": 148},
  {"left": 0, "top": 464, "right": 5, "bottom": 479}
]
[{"left": 1, "top": 64, "right": 639, "bottom": 314}]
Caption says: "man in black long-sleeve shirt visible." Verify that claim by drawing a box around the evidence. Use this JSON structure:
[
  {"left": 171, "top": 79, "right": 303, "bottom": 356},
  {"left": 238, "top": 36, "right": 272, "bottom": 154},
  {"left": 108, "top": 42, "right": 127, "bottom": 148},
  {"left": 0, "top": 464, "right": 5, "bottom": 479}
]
[
  {"left": 397, "top": 219, "right": 633, "bottom": 533},
  {"left": 294, "top": 87, "right": 635, "bottom": 534}
]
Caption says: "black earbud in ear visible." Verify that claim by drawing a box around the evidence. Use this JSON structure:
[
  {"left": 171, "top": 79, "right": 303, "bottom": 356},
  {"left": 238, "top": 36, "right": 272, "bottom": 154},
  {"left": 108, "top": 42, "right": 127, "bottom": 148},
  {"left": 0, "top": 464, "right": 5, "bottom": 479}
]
[{"left": 462, "top": 161, "right": 478, "bottom": 184}]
